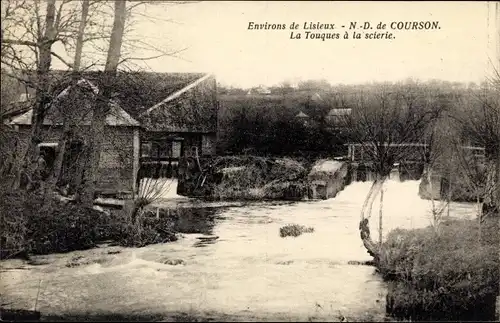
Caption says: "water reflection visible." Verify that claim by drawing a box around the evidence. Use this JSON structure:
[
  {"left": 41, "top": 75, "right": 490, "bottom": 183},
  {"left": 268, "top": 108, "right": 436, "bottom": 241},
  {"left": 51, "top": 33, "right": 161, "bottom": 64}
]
[{"left": 145, "top": 206, "right": 220, "bottom": 235}]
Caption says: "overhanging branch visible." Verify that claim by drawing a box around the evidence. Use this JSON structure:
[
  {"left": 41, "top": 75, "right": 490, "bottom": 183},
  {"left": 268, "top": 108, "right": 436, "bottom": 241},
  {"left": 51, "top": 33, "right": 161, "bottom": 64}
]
[
  {"left": 2, "top": 38, "right": 37, "bottom": 47},
  {"left": 50, "top": 51, "right": 73, "bottom": 69}
]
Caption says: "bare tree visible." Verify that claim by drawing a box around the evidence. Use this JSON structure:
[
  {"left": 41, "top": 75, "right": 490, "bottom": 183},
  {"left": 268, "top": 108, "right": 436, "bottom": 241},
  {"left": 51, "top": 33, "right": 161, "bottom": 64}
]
[
  {"left": 1, "top": 0, "right": 111, "bottom": 189},
  {"left": 44, "top": 0, "right": 91, "bottom": 196},
  {"left": 340, "top": 81, "right": 445, "bottom": 260},
  {"left": 79, "top": 0, "right": 127, "bottom": 206},
  {"left": 2, "top": 0, "right": 193, "bottom": 199},
  {"left": 451, "top": 76, "right": 500, "bottom": 216},
  {"left": 419, "top": 112, "right": 457, "bottom": 232}
]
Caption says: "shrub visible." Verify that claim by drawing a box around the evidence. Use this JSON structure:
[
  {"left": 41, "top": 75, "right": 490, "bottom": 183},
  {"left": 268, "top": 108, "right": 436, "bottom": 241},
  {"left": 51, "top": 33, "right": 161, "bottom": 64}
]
[
  {"left": 0, "top": 189, "right": 179, "bottom": 258},
  {"left": 279, "top": 224, "right": 315, "bottom": 238},
  {"left": 0, "top": 190, "right": 29, "bottom": 259},
  {"left": 205, "top": 156, "right": 310, "bottom": 201},
  {"left": 381, "top": 218, "right": 499, "bottom": 321},
  {"left": 116, "top": 214, "right": 178, "bottom": 248},
  {"left": 0, "top": 189, "right": 111, "bottom": 257}
]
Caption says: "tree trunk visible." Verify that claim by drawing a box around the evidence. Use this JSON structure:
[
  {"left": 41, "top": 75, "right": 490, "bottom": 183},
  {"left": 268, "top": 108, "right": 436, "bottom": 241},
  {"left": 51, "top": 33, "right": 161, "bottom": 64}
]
[
  {"left": 21, "top": 0, "right": 57, "bottom": 190},
  {"left": 44, "top": 0, "right": 90, "bottom": 196},
  {"left": 79, "top": 0, "right": 127, "bottom": 206},
  {"left": 73, "top": 0, "right": 90, "bottom": 72},
  {"left": 359, "top": 178, "right": 385, "bottom": 261}
]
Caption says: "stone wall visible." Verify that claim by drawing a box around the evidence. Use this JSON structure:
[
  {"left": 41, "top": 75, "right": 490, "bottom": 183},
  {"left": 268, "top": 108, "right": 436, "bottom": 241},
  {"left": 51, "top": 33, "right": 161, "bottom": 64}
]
[
  {"left": 15, "top": 125, "right": 136, "bottom": 194},
  {"left": 307, "top": 160, "right": 349, "bottom": 200}
]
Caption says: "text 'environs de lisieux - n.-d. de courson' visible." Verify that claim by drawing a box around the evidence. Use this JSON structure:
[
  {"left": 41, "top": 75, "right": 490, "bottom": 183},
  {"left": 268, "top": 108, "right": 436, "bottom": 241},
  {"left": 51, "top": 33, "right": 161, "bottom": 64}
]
[{"left": 247, "top": 21, "right": 440, "bottom": 31}]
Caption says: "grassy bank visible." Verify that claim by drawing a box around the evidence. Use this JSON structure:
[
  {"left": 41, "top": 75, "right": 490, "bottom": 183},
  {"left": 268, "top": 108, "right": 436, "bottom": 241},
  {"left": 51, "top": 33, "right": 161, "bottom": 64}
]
[
  {"left": 378, "top": 217, "right": 499, "bottom": 321},
  {"left": 0, "top": 189, "right": 178, "bottom": 259}
]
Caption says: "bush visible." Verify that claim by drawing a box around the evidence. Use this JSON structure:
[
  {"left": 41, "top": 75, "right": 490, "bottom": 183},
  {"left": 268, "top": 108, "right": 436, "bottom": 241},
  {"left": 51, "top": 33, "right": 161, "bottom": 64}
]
[
  {"left": 0, "top": 190, "right": 29, "bottom": 258},
  {"left": 0, "top": 189, "right": 107, "bottom": 257},
  {"left": 0, "top": 189, "right": 179, "bottom": 258},
  {"left": 116, "top": 215, "right": 178, "bottom": 248},
  {"left": 380, "top": 218, "right": 499, "bottom": 321},
  {"left": 196, "top": 155, "right": 311, "bottom": 201},
  {"left": 279, "top": 224, "right": 315, "bottom": 238}
]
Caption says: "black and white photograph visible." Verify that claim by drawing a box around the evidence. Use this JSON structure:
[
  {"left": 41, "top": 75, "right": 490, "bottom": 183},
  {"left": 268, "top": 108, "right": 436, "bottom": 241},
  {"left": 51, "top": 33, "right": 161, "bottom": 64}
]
[{"left": 1, "top": 1, "right": 499, "bottom": 321}]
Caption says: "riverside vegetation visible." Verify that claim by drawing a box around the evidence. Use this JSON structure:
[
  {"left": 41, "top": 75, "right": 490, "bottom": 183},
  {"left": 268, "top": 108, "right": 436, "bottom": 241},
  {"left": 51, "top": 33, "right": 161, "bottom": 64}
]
[
  {"left": 379, "top": 217, "right": 499, "bottom": 321},
  {"left": 0, "top": 187, "right": 178, "bottom": 259},
  {"left": 177, "top": 155, "right": 314, "bottom": 201}
]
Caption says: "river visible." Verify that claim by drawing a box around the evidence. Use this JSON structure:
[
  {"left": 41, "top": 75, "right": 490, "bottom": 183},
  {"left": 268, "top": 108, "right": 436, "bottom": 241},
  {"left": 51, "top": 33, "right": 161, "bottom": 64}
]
[{"left": 0, "top": 179, "right": 477, "bottom": 321}]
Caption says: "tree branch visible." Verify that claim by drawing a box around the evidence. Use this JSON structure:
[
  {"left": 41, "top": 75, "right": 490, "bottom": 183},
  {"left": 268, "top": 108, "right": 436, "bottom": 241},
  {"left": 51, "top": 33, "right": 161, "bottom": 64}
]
[
  {"left": 50, "top": 51, "right": 73, "bottom": 69},
  {"left": 2, "top": 38, "right": 37, "bottom": 47}
]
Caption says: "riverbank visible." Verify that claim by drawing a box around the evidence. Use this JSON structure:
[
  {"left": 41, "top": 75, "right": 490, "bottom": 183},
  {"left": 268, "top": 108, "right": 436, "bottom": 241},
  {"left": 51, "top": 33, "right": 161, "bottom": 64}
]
[
  {"left": 379, "top": 216, "right": 499, "bottom": 321},
  {"left": 0, "top": 188, "right": 179, "bottom": 259},
  {"left": 3, "top": 307, "right": 395, "bottom": 322}
]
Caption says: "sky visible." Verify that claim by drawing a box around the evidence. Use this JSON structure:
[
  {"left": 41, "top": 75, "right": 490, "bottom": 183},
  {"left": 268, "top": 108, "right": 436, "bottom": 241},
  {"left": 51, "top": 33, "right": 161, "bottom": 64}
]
[{"left": 54, "top": 1, "right": 498, "bottom": 88}]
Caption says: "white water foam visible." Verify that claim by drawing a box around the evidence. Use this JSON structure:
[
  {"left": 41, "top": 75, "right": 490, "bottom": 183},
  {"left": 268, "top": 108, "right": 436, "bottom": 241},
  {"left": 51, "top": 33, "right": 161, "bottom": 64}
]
[{"left": 138, "top": 178, "right": 187, "bottom": 200}]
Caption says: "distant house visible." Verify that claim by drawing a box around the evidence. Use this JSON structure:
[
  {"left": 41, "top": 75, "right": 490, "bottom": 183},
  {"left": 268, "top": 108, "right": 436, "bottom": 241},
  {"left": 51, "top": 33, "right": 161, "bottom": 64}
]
[
  {"left": 325, "top": 107, "right": 352, "bottom": 126},
  {"left": 295, "top": 111, "right": 310, "bottom": 126},
  {"left": 8, "top": 71, "right": 219, "bottom": 196},
  {"left": 310, "top": 92, "right": 323, "bottom": 103},
  {"left": 296, "top": 111, "right": 309, "bottom": 119}
]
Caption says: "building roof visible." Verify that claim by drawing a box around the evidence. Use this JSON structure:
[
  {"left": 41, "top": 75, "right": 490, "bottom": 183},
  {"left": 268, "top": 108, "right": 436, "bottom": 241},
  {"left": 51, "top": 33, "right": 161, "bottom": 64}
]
[
  {"left": 247, "top": 85, "right": 271, "bottom": 95},
  {"left": 327, "top": 107, "right": 352, "bottom": 117},
  {"left": 10, "top": 98, "right": 140, "bottom": 127},
  {"left": 2, "top": 99, "right": 34, "bottom": 122},
  {"left": 296, "top": 111, "right": 309, "bottom": 118},
  {"left": 140, "top": 74, "right": 212, "bottom": 116},
  {"left": 10, "top": 77, "right": 140, "bottom": 127},
  {"left": 8, "top": 71, "right": 216, "bottom": 131},
  {"left": 311, "top": 92, "right": 323, "bottom": 102}
]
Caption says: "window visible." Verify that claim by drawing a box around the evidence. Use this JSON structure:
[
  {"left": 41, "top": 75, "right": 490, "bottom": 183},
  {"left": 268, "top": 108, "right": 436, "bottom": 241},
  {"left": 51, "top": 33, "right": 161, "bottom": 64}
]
[
  {"left": 159, "top": 142, "right": 172, "bottom": 158},
  {"left": 151, "top": 142, "right": 161, "bottom": 158},
  {"left": 202, "top": 135, "right": 214, "bottom": 155},
  {"left": 172, "top": 141, "right": 182, "bottom": 158},
  {"left": 141, "top": 142, "right": 152, "bottom": 157}
]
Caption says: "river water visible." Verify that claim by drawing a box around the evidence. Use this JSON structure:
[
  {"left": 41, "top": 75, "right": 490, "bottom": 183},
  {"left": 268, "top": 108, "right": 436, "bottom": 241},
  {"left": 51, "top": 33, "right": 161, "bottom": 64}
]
[{"left": 0, "top": 179, "right": 477, "bottom": 321}]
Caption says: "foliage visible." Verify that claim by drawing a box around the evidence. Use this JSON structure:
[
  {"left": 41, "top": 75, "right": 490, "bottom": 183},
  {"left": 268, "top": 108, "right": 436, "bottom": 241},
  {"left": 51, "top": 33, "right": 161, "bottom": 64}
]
[
  {"left": 379, "top": 218, "right": 499, "bottom": 321},
  {"left": 279, "top": 224, "right": 315, "bottom": 238},
  {"left": 0, "top": 188, "right": 105, "bottom": 257},
  {"left": 217, "top": 94, "right": 346, "bottom": 158},
  {"left": 0, "top": 188, "right": 178, "bottom": 258},
  {"left": 113, "top": 213, "right": 178, "bottom": 248},
  {"left": 182, "top": 155, "right": 312, "bottom": 200}
]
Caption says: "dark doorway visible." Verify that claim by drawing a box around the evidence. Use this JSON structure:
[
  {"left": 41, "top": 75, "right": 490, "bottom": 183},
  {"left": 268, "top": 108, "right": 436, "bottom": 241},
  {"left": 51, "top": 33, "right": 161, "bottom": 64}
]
[
  {"left": 38, "top": 145, "right": 56, "bottom": 181},
  {"left": 59, "top": 140, "right": 84, "bottom": 193}
]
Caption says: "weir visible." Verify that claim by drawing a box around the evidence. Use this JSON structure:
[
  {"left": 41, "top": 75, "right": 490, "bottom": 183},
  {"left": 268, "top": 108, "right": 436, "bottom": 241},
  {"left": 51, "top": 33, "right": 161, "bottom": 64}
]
[{"left": 345, "top": 142, "right": 486, "bottom": 185}]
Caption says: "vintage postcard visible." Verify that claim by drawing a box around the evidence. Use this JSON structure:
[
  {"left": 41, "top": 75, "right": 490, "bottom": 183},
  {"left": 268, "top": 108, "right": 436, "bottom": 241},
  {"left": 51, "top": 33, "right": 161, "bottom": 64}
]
[{"left": 1, "top": 1, "right": 499, "bottom": 322}]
